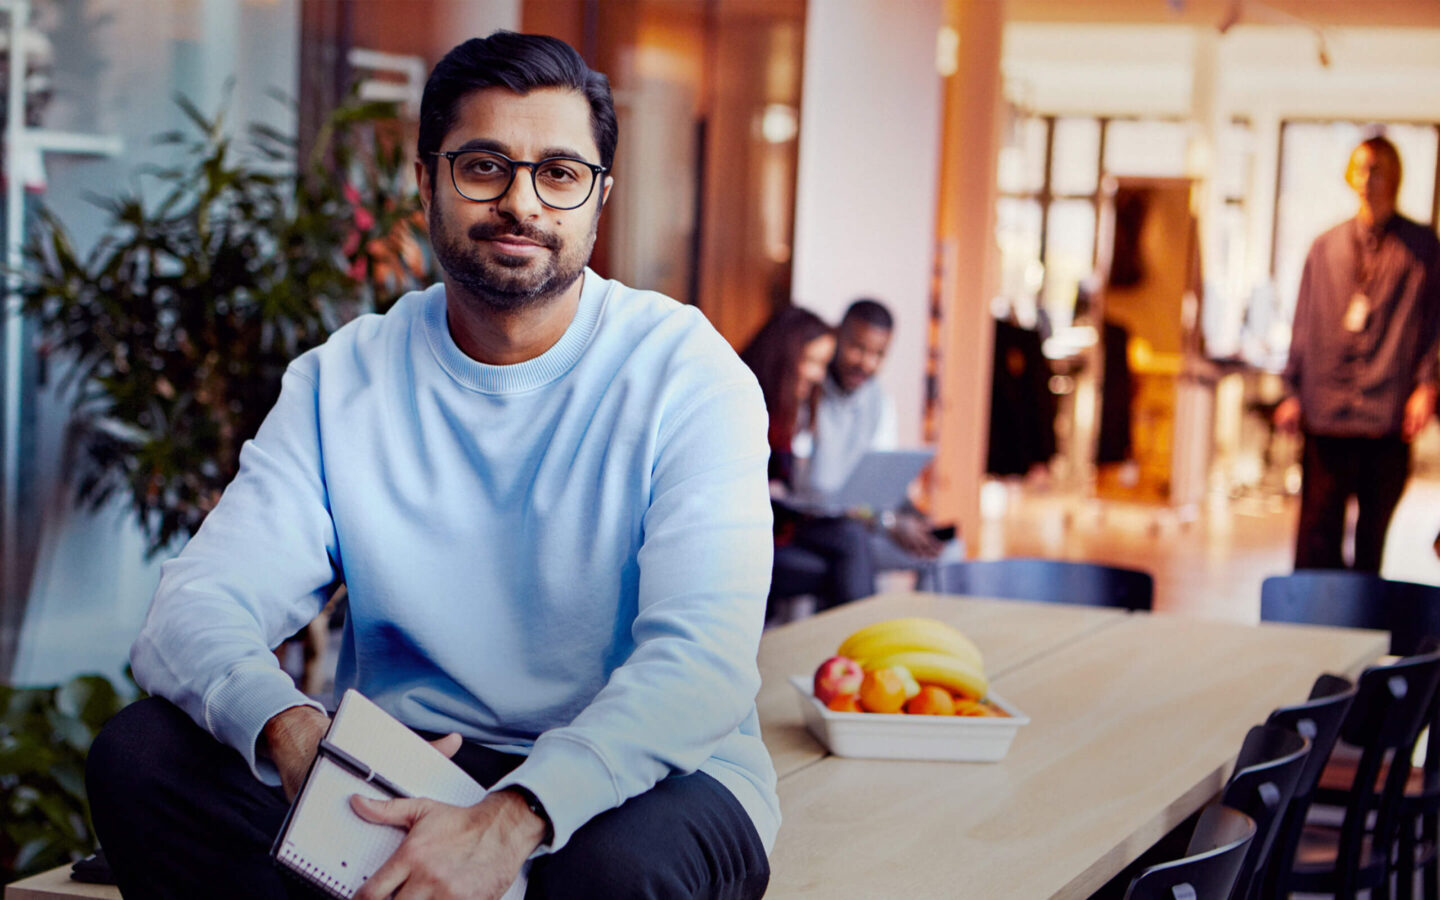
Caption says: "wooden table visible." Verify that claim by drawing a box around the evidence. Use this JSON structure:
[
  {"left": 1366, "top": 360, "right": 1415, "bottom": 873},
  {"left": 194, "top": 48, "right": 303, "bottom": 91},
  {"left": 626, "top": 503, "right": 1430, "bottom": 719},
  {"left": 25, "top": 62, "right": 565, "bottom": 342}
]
[{"left": 760, "top": 592, "right": 1388, "bottom": 899}]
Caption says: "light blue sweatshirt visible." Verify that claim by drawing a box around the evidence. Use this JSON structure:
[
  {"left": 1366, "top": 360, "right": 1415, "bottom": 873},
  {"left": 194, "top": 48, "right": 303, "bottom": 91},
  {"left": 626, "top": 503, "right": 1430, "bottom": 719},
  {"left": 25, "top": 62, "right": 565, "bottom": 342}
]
[{"left": 130, "top": 270, "right": 780, "bottom": 853}]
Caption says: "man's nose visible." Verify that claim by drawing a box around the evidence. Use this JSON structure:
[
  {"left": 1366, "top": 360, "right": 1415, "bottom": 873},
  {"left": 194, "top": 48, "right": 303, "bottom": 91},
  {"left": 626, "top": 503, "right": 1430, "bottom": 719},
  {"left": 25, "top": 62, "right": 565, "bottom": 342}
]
[{"left": 495, "top": 167, "right": 545, "bottom": 220}]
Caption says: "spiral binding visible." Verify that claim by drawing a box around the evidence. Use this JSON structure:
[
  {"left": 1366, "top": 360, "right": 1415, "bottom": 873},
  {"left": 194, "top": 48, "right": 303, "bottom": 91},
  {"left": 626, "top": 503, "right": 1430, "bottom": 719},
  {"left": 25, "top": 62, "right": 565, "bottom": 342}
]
[{"left": 276, "top": 844, "right": 357, "bottom": 899}]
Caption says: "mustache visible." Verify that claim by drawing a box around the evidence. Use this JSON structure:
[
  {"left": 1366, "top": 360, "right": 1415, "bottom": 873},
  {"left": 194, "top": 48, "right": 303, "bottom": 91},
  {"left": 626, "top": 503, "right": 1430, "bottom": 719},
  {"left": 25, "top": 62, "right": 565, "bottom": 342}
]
[{"left": 467, "top": 221, "right": 561, "bottom": 250}]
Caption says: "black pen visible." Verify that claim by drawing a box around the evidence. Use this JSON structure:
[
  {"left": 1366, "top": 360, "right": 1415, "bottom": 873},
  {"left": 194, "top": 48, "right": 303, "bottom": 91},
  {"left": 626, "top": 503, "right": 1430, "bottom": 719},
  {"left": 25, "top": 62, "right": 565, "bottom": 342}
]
[{"left": 319, "top": 739, "right": 414, "bottom": 799}]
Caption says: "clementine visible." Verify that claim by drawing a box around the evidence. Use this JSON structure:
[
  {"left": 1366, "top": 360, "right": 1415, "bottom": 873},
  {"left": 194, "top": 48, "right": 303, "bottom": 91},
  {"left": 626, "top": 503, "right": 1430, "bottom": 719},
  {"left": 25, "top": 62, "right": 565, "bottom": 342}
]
[
  {"left": 858, "top": 667, "right": 908, "bottom": 714},
  {"left": 826, "top": 694, "right": 862, "bottom": 713},
  {"left": 905, "top": 685, "right": 955, "bottom": 715}
]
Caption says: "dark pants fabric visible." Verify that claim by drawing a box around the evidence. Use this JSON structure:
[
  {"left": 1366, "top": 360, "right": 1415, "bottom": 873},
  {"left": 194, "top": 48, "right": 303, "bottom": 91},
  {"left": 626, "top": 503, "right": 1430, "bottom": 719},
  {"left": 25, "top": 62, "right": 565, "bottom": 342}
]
[
  {"left": 1295, "top": 432, "right": 1411, "bottom": 573},
  {"left": 87, "top": 697, "right": 769, "bottom": 900},
  {"left": 788, "top": 515, "right": 876, "bottom": 611}
]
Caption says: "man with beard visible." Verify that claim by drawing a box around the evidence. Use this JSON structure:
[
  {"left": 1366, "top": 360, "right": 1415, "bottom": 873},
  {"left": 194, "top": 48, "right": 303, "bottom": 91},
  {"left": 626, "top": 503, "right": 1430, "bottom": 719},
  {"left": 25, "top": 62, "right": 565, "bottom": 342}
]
[{"left": 85, "top": 32, "right": 777, "bottom": 900}]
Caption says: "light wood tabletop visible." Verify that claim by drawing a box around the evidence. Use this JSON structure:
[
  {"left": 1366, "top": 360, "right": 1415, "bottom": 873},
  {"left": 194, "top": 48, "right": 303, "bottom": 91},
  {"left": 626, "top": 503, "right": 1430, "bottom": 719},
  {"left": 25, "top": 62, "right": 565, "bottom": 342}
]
[{"left": 760, "top": 594, "right": 1388, "bottom": 899}]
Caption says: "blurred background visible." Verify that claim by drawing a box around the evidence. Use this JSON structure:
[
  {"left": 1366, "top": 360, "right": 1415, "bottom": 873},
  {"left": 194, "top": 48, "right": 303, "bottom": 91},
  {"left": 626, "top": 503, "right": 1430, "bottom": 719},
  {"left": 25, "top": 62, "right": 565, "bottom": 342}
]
[{"left": 2, "top": 0, "right": 1439, "bottom": 691}]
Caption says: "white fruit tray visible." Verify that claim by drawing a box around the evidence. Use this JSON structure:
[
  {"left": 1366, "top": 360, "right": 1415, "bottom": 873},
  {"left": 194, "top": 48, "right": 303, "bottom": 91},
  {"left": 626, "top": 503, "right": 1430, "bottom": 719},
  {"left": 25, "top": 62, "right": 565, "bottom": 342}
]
[{"left": 788, "top": 675, "right": 1030, "bottom": 762}]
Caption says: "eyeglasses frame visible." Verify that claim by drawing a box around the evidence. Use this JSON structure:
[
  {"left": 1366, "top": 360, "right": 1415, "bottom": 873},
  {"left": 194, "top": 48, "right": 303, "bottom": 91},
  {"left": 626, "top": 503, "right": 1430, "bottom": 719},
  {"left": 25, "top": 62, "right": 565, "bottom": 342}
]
[{"left": 428, "top": 149, "right": 609, "bottom": 211}]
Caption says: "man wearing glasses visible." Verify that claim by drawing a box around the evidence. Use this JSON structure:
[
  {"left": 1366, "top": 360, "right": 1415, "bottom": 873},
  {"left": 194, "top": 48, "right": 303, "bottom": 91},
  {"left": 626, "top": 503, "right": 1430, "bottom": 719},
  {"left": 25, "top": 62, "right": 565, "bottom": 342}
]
[{"left": 87, "top": 32, "right": 777, "bottom": 900}]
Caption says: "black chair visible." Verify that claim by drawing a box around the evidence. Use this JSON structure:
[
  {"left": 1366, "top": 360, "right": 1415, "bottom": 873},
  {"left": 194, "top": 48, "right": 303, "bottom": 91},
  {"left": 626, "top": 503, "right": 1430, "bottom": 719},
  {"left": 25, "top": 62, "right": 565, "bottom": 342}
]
[
  {"left": 1254, "top": 673, "right": 1356, "bottom": 900},
  {"left": 1259, "top": 571, "right": 1440, "bottom": 656},
  {"left": 1123, "top": 804, "right": 1256, "bottom": 900},
  {"left": 1276, "top": 648, "right": 1440, "bottom": 899},
  {"left": 767, "top": 545, "right": 829, "bottom": 624},
  {"left": 936, "top": 558, "right": 1153, "bottom": 611},
  {"left": 1219, "top": 724, "right": 1310, "bottom": 900}
]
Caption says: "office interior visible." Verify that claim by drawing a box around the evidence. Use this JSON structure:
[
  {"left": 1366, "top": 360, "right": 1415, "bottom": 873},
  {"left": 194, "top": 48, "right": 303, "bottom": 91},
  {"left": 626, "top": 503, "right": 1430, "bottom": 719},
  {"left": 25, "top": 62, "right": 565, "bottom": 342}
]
[{"left": 2, "top": 0, "right": 1440, "bottom": 690}]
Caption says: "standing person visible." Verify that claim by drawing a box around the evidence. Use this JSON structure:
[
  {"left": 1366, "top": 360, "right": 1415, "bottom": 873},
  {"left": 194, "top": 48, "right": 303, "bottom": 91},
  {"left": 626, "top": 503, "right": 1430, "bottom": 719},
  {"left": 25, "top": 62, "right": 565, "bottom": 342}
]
[
  {"left": 740, "top": 306, "right": 877, "bottom": 612},
  {"left": 1275, "top": 135, "right": 1440, "bottom": 573},
  {"left": 797, "top": 299, "right": 963, "bottom": 588},
  {"left": 85, "top": 32, "right": 777, "bottom": 900}
]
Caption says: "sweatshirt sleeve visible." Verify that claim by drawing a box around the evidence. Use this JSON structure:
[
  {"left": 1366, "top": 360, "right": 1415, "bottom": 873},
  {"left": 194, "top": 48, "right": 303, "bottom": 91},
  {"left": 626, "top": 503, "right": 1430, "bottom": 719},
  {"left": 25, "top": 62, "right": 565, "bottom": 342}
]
[
  {"left": 129, "top": 364, "right": 339, "bottom": 784},
  {"left": 489, "top": 371, "right": 774, "bottom": 851}
]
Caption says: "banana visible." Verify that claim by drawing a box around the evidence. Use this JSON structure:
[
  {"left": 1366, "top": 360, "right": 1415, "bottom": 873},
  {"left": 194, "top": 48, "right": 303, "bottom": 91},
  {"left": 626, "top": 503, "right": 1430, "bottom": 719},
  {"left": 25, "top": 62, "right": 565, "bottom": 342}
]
[
  {"left": 859, "top": 650, "right": 990, "bottom": 700},
  {"left": 837, "top": 617, "right": 984, "bottom": 672}
]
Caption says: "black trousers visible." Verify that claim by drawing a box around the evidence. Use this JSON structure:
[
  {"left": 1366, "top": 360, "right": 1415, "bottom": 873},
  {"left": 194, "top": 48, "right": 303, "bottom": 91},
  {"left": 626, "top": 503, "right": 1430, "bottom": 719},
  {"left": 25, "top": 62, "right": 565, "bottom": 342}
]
[
  {"left": 87, "top": 698, "right": 769, "bottom": 900},
  {"left": 1295, "top": 433, "right": 1411, "bottom": 573},
  {"left": 788, "top": 515, "right": 876, "bottom": 611}
]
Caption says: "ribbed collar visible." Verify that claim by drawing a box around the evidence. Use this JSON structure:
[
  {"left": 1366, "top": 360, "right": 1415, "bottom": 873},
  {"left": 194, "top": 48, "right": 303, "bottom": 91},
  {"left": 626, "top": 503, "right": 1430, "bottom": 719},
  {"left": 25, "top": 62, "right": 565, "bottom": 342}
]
[{"left": 422, "top": 269, "right": 608, "bottom": 394}]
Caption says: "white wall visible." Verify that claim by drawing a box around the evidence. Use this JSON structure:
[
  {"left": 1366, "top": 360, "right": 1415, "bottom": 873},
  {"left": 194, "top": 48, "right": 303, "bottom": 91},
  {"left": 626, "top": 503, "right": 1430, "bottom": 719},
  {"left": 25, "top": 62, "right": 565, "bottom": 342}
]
[{"left": 791, "top": 0, "right": 944, "bottom": 448}]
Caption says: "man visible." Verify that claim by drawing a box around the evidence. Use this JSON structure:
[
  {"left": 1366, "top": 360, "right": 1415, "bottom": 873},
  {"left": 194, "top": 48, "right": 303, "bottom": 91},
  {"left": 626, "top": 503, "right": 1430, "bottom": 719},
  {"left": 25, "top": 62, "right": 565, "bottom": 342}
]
[
  {"left": 86, "top": 32, "right": 777, "bottom": 899},
  {"left": 797, "top": 299, "right": 961, "bottom": 586},
  {"left": 1275, "top": 135, "right": 1440, "bottom": 573}
]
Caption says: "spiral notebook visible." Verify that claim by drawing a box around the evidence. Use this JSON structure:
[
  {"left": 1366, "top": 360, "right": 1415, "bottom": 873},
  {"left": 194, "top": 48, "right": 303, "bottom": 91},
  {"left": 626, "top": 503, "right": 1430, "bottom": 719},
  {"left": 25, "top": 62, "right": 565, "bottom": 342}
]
[{"left": 270, "top": 689, "right": 526, "bottom": 899}]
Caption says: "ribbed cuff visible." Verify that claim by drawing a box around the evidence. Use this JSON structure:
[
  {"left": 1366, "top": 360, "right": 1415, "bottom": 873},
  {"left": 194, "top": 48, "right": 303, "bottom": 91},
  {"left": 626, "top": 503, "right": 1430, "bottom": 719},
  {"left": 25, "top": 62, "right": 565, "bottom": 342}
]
[
  {"left": 203, "top": 664, "right": 326, "bottom": 784},
  {"left": 488, "top": 733, "right": 619, "bottom": 853}
]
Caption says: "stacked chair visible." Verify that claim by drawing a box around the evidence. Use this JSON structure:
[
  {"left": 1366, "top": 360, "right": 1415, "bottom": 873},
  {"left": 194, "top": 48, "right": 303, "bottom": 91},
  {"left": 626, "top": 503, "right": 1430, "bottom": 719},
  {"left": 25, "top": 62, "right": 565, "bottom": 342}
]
[
  {"left": 1258, "top": 570, "right": 1440, "bottom": 898},
  {"left": 1221, "top": 724, "right": 1312, "bottom": 900},
  {"left": 1122, "top": 804, "right": 1257, "bottom": 900}
]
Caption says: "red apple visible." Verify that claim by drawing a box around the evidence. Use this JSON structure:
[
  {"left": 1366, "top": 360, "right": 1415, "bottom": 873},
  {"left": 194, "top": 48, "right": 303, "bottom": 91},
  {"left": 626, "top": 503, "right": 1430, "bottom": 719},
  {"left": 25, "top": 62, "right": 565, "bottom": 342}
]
[{"left": 813, "top": 655, "right": 864, "bottom": 705}]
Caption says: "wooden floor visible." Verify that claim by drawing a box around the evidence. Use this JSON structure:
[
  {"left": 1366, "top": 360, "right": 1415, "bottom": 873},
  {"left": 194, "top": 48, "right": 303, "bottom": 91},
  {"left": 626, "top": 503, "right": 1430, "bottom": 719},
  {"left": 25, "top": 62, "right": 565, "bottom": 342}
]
[{"left": 972, "top": 475, "right": 1440, "bottom": 623}]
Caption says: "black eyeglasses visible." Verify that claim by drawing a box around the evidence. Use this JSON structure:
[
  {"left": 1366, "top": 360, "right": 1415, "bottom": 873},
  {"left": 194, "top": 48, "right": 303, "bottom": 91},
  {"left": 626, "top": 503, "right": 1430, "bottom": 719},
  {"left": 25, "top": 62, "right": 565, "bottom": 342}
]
[{"left": 430, "top": 149, "right": 608, "bottom": 210}]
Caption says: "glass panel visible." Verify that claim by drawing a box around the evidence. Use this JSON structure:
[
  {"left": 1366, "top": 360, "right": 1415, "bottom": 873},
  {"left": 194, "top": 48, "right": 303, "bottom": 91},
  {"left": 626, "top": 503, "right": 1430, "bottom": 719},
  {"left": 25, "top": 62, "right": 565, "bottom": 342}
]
[
  {"left": 996, "top": 198, "right": 1044, "bottom": 320},
  {"left": 1104, "top": 119, "right": 1190, "bottom": 177},
  {"left": 998, "top": 116, "right": 1047, "bottom": 194},
  {"left": 1043, "top": 199, "right": 1097, "bottom": 327},
  {"left": 1385, "top": 123, "right": 1438, "bottom": 225},
  {"left": 1051, "top": 117, "right": 1100, "bottom": 196}
]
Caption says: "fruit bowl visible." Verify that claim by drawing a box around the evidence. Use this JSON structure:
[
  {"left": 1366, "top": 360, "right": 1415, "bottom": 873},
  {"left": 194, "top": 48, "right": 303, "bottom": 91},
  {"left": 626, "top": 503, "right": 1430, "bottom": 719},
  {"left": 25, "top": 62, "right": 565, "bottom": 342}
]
[{"left": 788, "top": 675, "right": 1030, "bottom": 762}]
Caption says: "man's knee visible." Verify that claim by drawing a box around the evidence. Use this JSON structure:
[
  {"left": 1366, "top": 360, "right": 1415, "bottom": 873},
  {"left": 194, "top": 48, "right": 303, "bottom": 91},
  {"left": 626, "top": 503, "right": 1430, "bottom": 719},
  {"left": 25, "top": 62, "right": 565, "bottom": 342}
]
[{"left": 87, "top": 697, "right": 204, "bottom": 814}]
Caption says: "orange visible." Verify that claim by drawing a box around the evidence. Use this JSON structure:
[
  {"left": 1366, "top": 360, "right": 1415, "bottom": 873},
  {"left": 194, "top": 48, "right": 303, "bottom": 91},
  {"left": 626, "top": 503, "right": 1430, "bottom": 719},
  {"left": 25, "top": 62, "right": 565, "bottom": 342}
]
[
  {"left": 953, "top": 698, "right": 992, "bottom": 717},
  {"left": 905, "top": 685, "right": 955, "bottom": 715},
  {"left": 826, "top": 694, "right": 862, "bottom": 713},
  {"left": 858, "top": 668, "right": 908, "bottom": 714}
]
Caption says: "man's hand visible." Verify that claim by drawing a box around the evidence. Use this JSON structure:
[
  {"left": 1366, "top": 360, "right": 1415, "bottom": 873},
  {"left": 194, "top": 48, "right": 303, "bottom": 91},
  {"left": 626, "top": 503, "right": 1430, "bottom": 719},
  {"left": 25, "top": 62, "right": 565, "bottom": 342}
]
[
  {"left": 1402, "top": 384, "right": 1438, "bottom": 442},
  {"left": 888, "top": 511, "right": 943, "bottom": 559},
  {"left": 351, "top": 788, "right": 545, "bottom": 900},
  {"left": 1273, "top": 396, "right": 1302, "bottom": 434},
  {"left": 262, "top": 705, "right": 330, "bottom": 801}
]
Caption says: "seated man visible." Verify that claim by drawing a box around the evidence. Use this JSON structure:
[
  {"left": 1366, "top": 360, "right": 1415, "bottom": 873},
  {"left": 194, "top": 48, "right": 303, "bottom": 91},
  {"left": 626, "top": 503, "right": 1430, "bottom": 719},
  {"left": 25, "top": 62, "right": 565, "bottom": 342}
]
[
  {"left": 796, "top": 299, "right": 963, "bottom": 589},
  {"left": 85, "top": 32, "right": 777, "bottom": 900}
]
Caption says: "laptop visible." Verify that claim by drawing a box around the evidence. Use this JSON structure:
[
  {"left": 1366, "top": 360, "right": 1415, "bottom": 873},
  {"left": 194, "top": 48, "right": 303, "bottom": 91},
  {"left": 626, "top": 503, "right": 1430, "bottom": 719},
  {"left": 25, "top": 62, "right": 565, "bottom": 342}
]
[{"left": 799, "top": 449, "right": 936, "bottom": 517}]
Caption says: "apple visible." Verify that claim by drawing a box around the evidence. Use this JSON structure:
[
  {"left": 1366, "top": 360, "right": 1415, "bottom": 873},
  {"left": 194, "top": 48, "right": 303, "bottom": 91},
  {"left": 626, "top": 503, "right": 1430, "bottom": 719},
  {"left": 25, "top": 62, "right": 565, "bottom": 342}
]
[
  {"left": 891, "top": 664, "right": 921, "bottom": 700},
  {"left": 813, "top": 655, "right": 864, "bottom": 704}
]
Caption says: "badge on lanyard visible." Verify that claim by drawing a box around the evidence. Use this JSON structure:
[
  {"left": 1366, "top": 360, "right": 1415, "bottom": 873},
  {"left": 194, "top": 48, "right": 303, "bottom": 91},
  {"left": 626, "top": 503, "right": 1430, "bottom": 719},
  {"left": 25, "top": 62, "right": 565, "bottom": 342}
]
[{"left": 1343, "top": 292, "right": 1370, "bottom": 333}]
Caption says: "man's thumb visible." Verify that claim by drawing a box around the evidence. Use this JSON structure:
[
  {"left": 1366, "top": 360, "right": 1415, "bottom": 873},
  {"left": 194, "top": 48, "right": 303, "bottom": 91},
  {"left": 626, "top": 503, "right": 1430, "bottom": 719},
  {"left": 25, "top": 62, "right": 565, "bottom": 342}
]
[{"left": 350, "top": 794, "right": 421, "bottom": 826}]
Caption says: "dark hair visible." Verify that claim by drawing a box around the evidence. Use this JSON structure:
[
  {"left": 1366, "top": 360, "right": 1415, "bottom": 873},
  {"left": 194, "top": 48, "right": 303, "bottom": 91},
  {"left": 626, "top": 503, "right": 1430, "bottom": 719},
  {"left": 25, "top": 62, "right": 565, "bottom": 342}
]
[
  {"left": 841, "top": 298, "right": 894, "bottom": 332},
  {"left": 417, "top": 32, "right": 618, "bottom": 179},
  {"left": 740, "top": 306, "right": 833, "bottom": 454}
]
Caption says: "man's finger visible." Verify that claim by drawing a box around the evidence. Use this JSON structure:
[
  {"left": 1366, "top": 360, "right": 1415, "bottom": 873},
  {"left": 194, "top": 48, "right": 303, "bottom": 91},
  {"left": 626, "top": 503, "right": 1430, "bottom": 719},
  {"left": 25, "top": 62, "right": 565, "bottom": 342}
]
[
  {"left": 350, "top": 794, "right": 426, "bottom": 827},
  {"left": 354, "top": 856, "right": 409, "bottom": 900},
  {"left": 429, "top": 732, "right": 463, "bottom": 758}
]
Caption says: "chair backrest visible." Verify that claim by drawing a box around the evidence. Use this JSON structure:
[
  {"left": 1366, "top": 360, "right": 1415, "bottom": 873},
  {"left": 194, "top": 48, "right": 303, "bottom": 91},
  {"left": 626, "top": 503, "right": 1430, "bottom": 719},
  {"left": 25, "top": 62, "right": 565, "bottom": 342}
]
[
  {"left": 1219, "top": 724, "right": 1310, "bottom": 900},
  {"left": 1320, "top": 648, "right": 1440, "bottom": 897},
  {"left": 1259, "top": 571, "right": 1440, "bottom": 655},
  {"left": 1252, "top": 674, "right": 1355, "bottom": 900},
  {"left": 936, "top": 558, "right": 1153, "bottom": 611},
  {"left": 1123, "top": 804, "right": 1256, "bottom": 900}
]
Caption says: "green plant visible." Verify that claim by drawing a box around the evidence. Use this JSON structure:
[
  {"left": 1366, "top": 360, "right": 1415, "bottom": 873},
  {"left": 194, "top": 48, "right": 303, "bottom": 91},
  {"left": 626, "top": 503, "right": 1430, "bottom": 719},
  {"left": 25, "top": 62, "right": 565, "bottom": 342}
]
[
  {"left": 0, "top": 674, "right": 132, "bottom": 882},
  {"left": 21, "top": 93, "right": 429, "bottom": 554}
]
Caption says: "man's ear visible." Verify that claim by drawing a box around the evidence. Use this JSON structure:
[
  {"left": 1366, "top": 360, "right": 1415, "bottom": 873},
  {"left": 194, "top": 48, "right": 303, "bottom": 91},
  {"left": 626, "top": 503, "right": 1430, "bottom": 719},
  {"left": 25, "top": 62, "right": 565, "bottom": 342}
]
[
  {"left": 600, "top": 175, "right": 614, "bottom": 208},
  {"left": 416, "top": 159, "right": 434, "bottom": 214}
]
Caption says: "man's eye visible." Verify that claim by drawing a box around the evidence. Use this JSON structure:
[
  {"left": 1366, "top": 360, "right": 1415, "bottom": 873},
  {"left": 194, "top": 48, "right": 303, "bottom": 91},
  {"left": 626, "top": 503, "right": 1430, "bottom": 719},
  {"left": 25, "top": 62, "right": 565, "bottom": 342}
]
[
  {"left": 537, "top": 162, "right": 581, "bottom": 184},
  {"left": 460, "top": 156, "right": 507, "bottom": 177}
]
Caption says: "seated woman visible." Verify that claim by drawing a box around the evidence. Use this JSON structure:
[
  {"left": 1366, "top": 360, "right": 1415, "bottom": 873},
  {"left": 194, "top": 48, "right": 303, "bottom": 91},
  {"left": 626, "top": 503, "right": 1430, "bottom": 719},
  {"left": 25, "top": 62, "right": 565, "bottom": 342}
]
[{"left": 740, "top": 306, "right": 876, "bottom": 615}]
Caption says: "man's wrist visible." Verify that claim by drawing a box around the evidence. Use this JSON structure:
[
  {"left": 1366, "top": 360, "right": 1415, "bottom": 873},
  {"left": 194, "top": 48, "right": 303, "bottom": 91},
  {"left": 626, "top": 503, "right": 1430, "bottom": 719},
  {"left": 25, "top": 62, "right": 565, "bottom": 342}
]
[{"left": 501, "top": 785, "right": 554, "bottom": 846}]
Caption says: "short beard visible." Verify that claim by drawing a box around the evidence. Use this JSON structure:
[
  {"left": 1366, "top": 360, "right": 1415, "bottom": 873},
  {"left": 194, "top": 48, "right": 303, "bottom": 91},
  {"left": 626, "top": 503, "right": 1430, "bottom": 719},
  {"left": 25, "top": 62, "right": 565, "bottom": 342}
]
[{"left": 429, "top": 203, "right": 600, "bottom": 312}]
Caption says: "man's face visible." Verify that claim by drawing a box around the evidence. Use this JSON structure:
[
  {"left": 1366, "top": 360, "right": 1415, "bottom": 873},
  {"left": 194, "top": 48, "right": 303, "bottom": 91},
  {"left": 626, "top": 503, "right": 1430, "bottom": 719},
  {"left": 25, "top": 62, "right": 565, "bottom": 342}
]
[
  {"left": 1347, "top": 144, "right": 1400, "bottom": 218},
  {"left": 417, "top": 86, "right": 611, "bottom": 311},
  {"left": 830, "top": 320, "right": 891, "bottom": 393}
]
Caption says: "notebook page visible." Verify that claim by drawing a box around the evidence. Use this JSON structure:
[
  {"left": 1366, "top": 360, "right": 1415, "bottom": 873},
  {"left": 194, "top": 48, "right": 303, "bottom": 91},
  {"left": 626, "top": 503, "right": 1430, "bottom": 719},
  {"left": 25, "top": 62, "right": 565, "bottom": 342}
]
[
  {"left": 326, "top": 690, "right": 488, "bottom": 805},
  {"left": 275, "top": 755, "right": 402, "bottom": 897}
]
